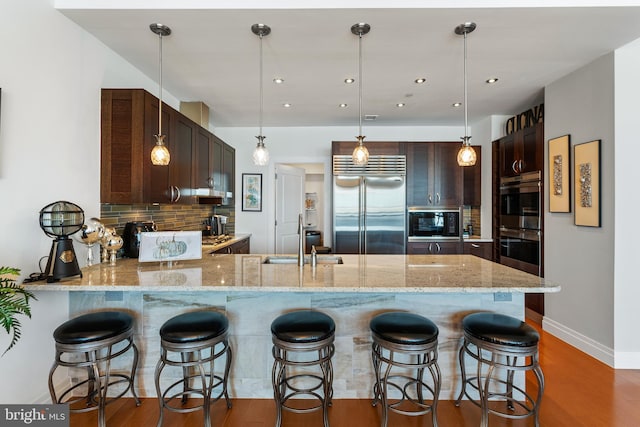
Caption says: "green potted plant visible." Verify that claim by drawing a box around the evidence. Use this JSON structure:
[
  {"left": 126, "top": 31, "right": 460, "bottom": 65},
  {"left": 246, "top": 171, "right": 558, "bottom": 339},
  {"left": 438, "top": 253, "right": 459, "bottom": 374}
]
[{"left": 0, "top": 266, "right": 36, "bottom": 355}]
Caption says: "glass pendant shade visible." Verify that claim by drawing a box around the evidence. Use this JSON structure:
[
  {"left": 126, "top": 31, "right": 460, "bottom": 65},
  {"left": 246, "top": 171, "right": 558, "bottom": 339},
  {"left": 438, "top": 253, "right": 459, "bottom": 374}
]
[
  {"left": 151, "top": 134, "right": 170, "bottom": 165},
  {"left": 252, "top": 136, "right": 269, "bottom": 166},
  {"left": 352, "top": 136, "right": 369, "bottom": 165},
  {"left": 457, "top": 142, "right": 477, "bottom": 166}
]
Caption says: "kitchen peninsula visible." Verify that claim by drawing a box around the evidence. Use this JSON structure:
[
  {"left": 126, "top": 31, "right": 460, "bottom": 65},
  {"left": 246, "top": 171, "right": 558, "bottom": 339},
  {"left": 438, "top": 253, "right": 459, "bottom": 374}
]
[{"left": 24, "top": 254, "right": 559, "bottom": 400}]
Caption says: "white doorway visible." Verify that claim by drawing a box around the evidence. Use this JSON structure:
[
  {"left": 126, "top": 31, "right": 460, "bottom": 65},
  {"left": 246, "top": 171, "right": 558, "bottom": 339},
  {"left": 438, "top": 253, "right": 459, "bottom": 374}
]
[{"left": 274, "top": 163, "right": 305, "bottom": 254}]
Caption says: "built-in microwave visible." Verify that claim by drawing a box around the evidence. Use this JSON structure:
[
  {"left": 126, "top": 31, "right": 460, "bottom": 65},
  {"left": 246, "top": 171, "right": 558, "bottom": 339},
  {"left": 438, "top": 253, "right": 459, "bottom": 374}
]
[{"left": 408, "top": 208, "right": 462, "bottom": 241}]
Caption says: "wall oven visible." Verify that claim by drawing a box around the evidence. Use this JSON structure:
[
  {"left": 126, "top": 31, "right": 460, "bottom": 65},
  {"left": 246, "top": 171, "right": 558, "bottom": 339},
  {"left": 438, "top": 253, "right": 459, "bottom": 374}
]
[
  {"left": 408, "top": 208, "right": 462, "bottom": 241},
  {"left": 499, "top": 171, "right": 542, "bottom": 275}
]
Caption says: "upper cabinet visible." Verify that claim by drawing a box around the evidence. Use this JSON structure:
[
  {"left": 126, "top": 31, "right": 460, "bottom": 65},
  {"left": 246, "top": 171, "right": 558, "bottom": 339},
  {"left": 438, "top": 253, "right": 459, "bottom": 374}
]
[
  {"left": 101, "top": 88, "right": 234, "bottom": 205},
  {"left": 463, "top": 146, "right": 482, "bottom": 206},
  {"left": 498, "top": 122, "right": 543, "bottom": 177},
  {"left": 406, "top": 142, "right": 463, "bottom": 207}
]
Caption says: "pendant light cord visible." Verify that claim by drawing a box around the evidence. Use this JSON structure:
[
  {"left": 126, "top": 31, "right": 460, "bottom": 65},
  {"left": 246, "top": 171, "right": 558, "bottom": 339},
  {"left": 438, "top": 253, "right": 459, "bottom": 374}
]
[
  {"left": 259, "top": 32, "right": 264, "bottom": 138},
  {"left": 358, "top": 31, "right": 363, "bottom": 138},
  {"left": 463, "top": 31, "right": 469, "bottom": 144},
  {"left": 158, "top": 32, "right": 163, "bottom": 136}
]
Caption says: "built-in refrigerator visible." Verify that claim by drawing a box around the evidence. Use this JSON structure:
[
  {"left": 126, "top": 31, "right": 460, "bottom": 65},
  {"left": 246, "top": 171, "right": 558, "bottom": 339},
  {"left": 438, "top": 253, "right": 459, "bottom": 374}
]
[{"left": 333, "top": 155, "right": 406, "bottom": 254}]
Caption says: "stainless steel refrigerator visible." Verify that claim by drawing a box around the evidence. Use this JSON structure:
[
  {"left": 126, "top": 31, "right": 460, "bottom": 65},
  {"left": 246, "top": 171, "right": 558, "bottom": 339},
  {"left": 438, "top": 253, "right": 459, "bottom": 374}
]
[{"left": 333, "top": 155, "right": 406, "bottom": 254}]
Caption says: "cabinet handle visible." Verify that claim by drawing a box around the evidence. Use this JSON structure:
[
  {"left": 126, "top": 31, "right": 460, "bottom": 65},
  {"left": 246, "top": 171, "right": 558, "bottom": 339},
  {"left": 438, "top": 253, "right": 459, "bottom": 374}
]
[
  {"left": 471, "top": 243, "right": 480, "bottom": 248},
  {"left": 436, "top": 193, "right": 440, "bottom": 204},
  {"left": 435, "top": 242, "right": 441, "bottom": 253},
  {"left": 512, "top": 160, "right": 519, "bottom": 174},
  {"left": 174, "top": 187, "right": 181, "bottom": 202},
  {"left": 428, "top": 243, "right": 433, "bottom": 253},
  {"left": 428, "top": 194, "right": 433, "bottom": 204},
  {"left": 519, "top": 159, "right": 524, "bottom": 172},
  {"left": 207, "top": 177, "right": 214, "bottom": 188},
  {"left": 169, "top": 186, "right": 176, "bottom": 202}
]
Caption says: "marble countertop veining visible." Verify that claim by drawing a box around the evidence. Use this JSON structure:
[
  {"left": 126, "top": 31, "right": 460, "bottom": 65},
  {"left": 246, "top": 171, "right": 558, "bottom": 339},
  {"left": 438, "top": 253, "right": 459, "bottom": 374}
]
[{"left": 23, "top": 252, "right": 559, "bottom": 294}]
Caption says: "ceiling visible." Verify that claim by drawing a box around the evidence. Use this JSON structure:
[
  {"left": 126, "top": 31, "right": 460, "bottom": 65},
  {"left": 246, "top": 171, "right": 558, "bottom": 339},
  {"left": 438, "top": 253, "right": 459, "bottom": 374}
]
[{"left": 57, "top": 3, "right": 640, "bottom": 128}]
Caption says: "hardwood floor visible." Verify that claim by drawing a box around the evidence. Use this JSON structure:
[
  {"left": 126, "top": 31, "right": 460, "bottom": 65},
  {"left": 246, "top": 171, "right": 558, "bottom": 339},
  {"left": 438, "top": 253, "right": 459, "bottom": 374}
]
[{"left": 71, "top": 323, "right": 640, "bottom": 426}]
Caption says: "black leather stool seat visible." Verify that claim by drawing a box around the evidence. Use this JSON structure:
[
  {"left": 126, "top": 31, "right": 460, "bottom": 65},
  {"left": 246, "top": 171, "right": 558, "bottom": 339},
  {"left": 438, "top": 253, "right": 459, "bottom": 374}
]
[
  {"left": 271, "top": 310, "right": 335, "bottom": 343},
  {"left": 53, "top": 311, "right": 133, "bottom": 345},
  {"left": 462, "top": 312, "right": 539, "bottom": 347},
  {"left": 370, "top": 312, "right": 438, "bottom": 345},
  {"left": 160, "top": 311, "right": 229, "bottom": 344}
]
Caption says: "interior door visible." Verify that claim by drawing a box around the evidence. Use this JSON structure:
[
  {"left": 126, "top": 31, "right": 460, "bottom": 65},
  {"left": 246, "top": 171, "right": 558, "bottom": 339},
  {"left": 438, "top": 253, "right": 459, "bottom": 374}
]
[{"left": 275, "top": 164, "right": 305, "bottom": 254}]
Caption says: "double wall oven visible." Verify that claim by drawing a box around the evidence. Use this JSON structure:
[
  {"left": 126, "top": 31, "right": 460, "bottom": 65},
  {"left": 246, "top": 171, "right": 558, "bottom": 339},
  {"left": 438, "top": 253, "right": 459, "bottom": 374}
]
[{"left": 499, "top": 171, "right": 542, "bottom": 275}]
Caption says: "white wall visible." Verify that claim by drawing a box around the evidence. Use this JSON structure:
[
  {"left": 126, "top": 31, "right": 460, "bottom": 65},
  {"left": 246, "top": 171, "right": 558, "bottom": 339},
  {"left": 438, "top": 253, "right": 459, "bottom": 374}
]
[
  {"left": 0, "top": 0, "right": 178, "bottom": 403},
  {"left": 613, "top": 38, "right": 640, "bottom": 367},
  {"left": 543, "top": 53, "right": 616, "bottom": 361}
]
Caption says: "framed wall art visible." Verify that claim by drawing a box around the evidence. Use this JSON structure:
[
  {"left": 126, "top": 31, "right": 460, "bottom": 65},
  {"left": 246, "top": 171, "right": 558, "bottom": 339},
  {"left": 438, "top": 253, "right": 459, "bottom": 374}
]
[
  {"left": 242, "top": 173, "right": 262, "bottom": 212},
  {"left": 574, "top": 139, "right": 601, "bottom": 227},
  {"left": 548, "top": 134, "right": 571, "bottom": 212}
]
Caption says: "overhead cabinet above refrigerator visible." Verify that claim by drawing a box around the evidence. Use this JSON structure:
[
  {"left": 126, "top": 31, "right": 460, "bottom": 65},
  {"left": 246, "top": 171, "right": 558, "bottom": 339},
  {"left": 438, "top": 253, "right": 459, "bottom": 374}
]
[{"left": 333, "top": 155, "right": 406, "bottom": 254}]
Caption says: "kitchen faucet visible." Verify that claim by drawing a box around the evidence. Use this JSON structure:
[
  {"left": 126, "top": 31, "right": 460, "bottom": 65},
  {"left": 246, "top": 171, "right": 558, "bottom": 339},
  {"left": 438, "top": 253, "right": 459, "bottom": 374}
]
[{"left": 298, "top": 213, "right": 305, "bottom": 266}]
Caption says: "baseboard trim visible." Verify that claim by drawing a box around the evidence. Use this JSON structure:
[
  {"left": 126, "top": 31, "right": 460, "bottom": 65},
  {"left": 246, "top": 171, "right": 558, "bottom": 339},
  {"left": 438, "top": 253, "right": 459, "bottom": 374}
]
[{"left": 542, "top": 317, "right": 615, "bottom": 367}]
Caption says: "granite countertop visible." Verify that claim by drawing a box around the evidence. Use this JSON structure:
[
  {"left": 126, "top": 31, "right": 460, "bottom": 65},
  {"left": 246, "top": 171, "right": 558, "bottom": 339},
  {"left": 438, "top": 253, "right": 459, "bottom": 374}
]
[{"left": 23, "top": 252, "right": 559, "bottom": 294}]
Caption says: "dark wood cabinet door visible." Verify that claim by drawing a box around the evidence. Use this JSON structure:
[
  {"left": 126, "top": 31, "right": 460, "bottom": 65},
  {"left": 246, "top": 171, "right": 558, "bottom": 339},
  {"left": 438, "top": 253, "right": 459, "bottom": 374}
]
[
  {"left": 223, "top": 143, "right": 235, "bottom": 201},
  {"left": 171, "top": 115, "right": 195, "bottom": 203},
  {"left": 519, "top": 123, "right": 544, "bottom": 174},
  {"left": 406, "top": 143, "right": 432, "bottom": 206},
  {"left": 464, "top": 241, "right": 493, "bottom": 260},
  {"left": 195, "top": 128, "right": 213, "bottom": 190},
  {"left": 463, "top": 146, "right": 482, "bottom": 206},
  {"left": 499, "top": 133, "right": 518, "bottom": 177},
  {"left": 211, "top": 136, "right": 223, "bottom": 194},
  {"left": 145, "top": 92, "right": 172, "bottom": 203},
  {"left": 433, "top": 143, "right": 463, "bottom": 206}
]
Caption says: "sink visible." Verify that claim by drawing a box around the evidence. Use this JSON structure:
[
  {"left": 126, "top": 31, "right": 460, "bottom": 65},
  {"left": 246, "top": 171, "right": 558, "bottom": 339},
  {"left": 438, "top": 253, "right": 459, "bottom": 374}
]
[{"left": 262, "top": 255, "right": 343, "bottom": 265}]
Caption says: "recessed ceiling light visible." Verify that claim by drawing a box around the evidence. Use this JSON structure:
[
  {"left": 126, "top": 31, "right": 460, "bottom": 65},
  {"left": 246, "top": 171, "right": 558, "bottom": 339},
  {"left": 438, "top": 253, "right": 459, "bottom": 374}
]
[
  {"left": 273, "top": 78, "right": 284, "bottom": 84},
  {"left": 344, "top": 78, "right": 355, "bottom": 84},
  {"left": 453, "top": 102, "right": 462, "bottom": 107},
  {"left": 415, "top": 78, "right": 426, "bottom": 84},
  {"left": 486, "top": 77, "right": 499, "bottom": 84},
  {"left": 339, "top": 103, "right": 348, "bottom": 108},
  {"left": 396, "top": 103, "right": 405, "bottom": 108},
  {"left": 282, "top": 103, "right": 292, "bottom": 108}
]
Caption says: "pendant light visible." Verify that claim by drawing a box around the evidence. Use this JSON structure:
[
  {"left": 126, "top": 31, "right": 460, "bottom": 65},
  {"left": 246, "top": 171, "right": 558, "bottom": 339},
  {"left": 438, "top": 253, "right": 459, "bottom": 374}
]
[
  {"left": 351, "top": 23, "right": 371, "bottom": 166},
  {"left": 149, "top": 23, "right": 171, "bottom": 166},
  {"left": 251, "top": 23, "right": 271, "bottom": 166},
  {"left": 455, "top": 22, "right": 477, "bottom": 167}
]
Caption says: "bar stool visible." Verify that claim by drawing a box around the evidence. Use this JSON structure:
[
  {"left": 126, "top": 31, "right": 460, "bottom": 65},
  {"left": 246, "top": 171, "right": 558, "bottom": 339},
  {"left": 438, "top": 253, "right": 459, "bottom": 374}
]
[
  {"left": 155, "top": 310, "right": 232, "bottom": 427},
  {"left": 271, "top": 310, "right": 335, "bottom": 427},
  {"left": 455, "top": 312, "right": 544, "bottom": 427},
  {"left": 370, "top": 312, "right": 441, "bottom": 427},
  {"left": 48, "top": 311, "right": 140, "bottom": 427}
]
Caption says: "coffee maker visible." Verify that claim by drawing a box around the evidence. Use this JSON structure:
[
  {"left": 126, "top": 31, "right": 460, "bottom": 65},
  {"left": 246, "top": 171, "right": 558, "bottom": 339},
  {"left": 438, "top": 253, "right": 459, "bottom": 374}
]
[
  {"left": 211, "top": 215, "right": 228, "bottom": 236},
  {"left": 122, "top": 221, "right": 156, "bottom": 258}
]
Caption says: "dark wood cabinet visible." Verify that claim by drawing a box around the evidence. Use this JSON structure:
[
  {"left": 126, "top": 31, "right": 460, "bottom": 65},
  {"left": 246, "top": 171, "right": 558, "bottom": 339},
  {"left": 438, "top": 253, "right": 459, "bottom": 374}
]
[
  {"left": 101, "top": 88, "right": 234, "bottom": 205},
  {"left": 210, "top": 237, "right": 250, "bottom": 254},
  {"left": 463, "top": 146, "right": 482, "bottom": 206},
  {"left": 406, "top": 142, "right": 462, "bottom": 207},
  {"left": 498, "top": 122, "right": 543, "bottom": 177},
  {"left": 463, "top": 241, "right": 493, "bottom": 260},
  {"left": 407, "top": 241, "right": 462, "bottom": 254},
  {"left": 195, "top": 127, "right": 214, "bottom": 191},
  {"left": 222, "top": 142, "right": 235, "bottom": 202}
]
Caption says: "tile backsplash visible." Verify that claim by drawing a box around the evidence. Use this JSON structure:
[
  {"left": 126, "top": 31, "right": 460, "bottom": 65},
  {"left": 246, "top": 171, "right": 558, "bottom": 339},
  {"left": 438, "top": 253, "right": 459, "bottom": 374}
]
[{"left": 99, "top": 204, "right": 235, "bottom": 236}]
